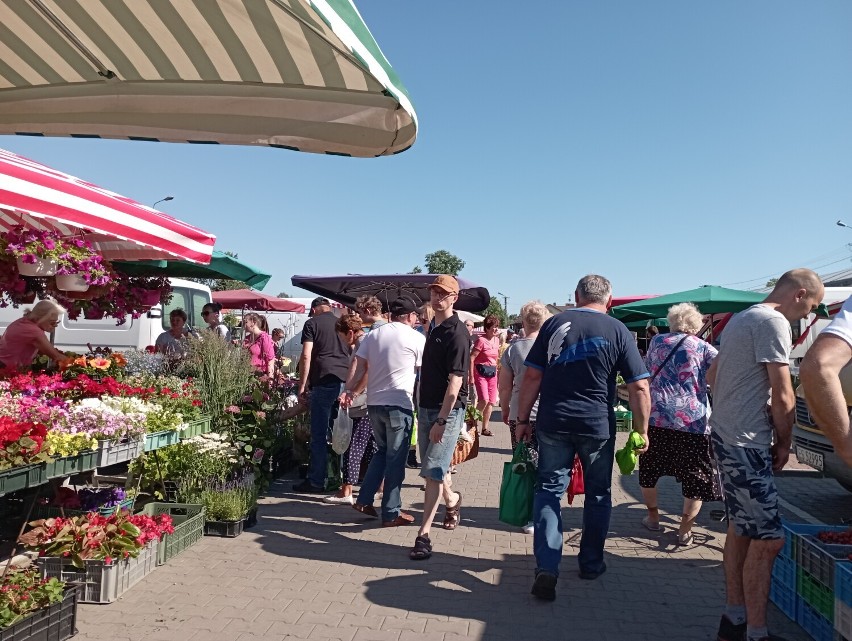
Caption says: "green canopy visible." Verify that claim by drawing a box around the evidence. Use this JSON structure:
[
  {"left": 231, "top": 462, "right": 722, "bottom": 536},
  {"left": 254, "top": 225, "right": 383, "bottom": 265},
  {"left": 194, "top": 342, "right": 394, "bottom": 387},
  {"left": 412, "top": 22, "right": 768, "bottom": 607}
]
[
  {"left": 113, "top": 251, "right": 271, "bottom": 290},
  {"left": 610, "top": 286, "right": 765, "bottom": 323}
]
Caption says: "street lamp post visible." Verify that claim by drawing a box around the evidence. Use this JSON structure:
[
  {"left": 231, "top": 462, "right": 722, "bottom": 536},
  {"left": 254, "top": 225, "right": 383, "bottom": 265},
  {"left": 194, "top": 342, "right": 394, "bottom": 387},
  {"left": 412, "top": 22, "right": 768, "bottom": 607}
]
[
  {"left": 838, "top": 220, "right": 851, "bottom": 229},
  {"left": 497, "top": 291, "right": 509, "bottom": 322},
  {"left": 152, "top": 196, "right": 174, "bottom": 209}
]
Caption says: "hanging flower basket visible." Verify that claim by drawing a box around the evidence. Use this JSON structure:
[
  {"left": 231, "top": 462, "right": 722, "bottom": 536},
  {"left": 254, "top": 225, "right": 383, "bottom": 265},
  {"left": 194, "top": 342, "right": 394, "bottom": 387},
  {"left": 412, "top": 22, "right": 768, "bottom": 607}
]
[
  {"left": 55, "top": 273, "right": 90, "bottom": 292},
  {"left": 84, "top": 308, "right": 106, "bottom": 320},
  {"left": 139, "top": 289, "right": 162, "bottom": 306},
  {"left": 16, "top": 255, "right": 57, "bottom": 277}
]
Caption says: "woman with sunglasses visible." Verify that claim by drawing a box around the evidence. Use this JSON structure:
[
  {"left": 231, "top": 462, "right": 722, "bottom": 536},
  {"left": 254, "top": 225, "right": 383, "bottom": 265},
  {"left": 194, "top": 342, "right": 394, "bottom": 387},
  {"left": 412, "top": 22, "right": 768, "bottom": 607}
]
[{"left": 201, "top": 302, "right": 231, "bottom": 342}]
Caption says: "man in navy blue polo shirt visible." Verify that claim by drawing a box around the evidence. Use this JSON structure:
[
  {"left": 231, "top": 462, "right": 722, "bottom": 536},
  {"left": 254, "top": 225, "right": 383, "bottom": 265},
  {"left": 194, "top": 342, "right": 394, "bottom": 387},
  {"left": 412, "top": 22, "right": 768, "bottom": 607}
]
[{"left": 516, "top": 274, "right": 651, "bottom": 601}]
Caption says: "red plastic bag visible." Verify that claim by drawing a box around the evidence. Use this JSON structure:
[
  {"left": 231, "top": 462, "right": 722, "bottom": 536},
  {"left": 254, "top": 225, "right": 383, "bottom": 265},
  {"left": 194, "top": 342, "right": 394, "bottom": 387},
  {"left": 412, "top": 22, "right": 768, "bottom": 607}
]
[{"left": 566, "top": 455, "right": 584, "bottom": 505}]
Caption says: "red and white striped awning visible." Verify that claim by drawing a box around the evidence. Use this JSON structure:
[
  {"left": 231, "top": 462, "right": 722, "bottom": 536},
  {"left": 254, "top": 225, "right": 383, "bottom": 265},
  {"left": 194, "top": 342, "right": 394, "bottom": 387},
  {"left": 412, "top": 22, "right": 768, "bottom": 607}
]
[{"left": 0, "top": 148, "right": 215, "bottom": 263}]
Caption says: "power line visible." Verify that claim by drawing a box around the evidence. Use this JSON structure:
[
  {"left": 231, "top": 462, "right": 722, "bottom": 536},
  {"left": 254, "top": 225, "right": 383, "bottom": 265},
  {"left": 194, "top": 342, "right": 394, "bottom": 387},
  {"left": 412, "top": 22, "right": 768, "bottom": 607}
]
[{"left": 722, "top": 244, "right": 852, "bottom": 287}]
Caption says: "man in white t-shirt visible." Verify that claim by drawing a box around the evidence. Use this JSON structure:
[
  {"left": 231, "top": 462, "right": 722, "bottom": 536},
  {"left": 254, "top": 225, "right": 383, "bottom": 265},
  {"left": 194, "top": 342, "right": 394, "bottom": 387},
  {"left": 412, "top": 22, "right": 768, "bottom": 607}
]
[
  {"left": 341, "top": 296, "right": 426, "bottom": 527},
  {"left": 800, "top": 295, "right": 852, "bottom": 468}
]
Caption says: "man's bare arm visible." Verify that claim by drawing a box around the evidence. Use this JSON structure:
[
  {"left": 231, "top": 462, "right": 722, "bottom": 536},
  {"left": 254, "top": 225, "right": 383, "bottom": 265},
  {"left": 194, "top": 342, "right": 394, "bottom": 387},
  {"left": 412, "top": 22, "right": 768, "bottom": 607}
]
[
  {"left": 800, "top": 334, "right": 852, "bottom": 465},
  {"left": 298, "top": 342, "right": 313, "bottom": 396}
]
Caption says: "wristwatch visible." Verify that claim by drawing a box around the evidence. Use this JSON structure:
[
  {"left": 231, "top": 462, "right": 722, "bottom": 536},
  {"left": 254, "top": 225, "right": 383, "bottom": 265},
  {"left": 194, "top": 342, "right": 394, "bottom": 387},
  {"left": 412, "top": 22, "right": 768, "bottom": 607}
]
[
  {"left": 435, "top": 418, "right": 447, "bottom": 426},
  {"left": 517, "top": 419, "right": 531, "bottom": 425}
]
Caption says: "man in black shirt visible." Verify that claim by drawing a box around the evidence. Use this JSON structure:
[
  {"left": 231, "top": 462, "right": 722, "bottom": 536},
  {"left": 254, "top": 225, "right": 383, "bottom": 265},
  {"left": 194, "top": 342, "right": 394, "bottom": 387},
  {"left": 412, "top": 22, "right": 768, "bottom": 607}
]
[
  {"left": 294, "top": 297, "right": 350, "bottom": 493},
  {"left": 409, "top": 275, "right": 468, "bottom": 561}
]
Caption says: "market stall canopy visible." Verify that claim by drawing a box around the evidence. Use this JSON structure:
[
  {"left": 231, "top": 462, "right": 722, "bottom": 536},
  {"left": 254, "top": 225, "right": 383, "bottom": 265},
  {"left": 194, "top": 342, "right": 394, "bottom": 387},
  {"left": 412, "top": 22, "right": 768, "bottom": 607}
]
[
  {"left": 0, "top": 0, "right": 416, "bottom": 157},
  {"left": 291, "top": 274, "right": 491, "bottom": 312},
  {"left": 113, "top": 251, "right": 270, "bottom": 290},
  {"left": 610, "top": 285, "right": 765, "bottom": 323},
  {"left": 213, "top": 288, "right": 305, "bottom": 312},
  {"left": 0, "top": 147, "right": 215, "bottom": 262}
]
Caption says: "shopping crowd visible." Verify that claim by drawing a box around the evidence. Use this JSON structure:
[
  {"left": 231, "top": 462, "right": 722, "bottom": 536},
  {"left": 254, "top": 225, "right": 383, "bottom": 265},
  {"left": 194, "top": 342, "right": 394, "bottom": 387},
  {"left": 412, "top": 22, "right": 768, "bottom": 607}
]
[{"left": 285, "top": 269, "right": 852, "bottom": 641}]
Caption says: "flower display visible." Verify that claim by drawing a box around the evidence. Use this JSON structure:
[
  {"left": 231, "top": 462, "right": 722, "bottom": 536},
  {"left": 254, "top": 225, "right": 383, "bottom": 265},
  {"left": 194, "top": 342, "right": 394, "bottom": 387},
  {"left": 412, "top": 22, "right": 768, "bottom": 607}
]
[
  {"left": 19, "top": 511, "right": 174, "bottom": 566},
  {"left": 59, "top": 274, "right": 172, "bottom": 325},
  {"left": 0, "top": 417, "right": 50, "bottom": 471},
  {"left": 0, "top": 567, "right": 65, "bottom": 629},
  {"left": 59, "top": 352, "right": 126, "bottom": 381},
  {"left": 122, "top": 349, "right": 168, "bottom": 377},
  {"left": 2, "top": 227, "right": 64, "bottom": 263},
  {"left": 58, "top": 399, "right": 146, "bottom": 441}
]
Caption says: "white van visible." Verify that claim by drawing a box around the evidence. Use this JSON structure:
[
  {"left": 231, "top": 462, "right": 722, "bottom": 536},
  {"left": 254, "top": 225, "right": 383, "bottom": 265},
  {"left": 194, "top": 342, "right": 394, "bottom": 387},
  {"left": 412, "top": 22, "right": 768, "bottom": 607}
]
[{"left": 0, "top": 277, "right": 212, "bottom": 353}]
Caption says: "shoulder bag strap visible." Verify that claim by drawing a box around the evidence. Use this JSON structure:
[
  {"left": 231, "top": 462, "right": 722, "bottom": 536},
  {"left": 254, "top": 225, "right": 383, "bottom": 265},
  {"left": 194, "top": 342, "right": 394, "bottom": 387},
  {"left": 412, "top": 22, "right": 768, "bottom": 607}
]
[{"left": 649, "top": 334, "right": 690, "bottom": 382}]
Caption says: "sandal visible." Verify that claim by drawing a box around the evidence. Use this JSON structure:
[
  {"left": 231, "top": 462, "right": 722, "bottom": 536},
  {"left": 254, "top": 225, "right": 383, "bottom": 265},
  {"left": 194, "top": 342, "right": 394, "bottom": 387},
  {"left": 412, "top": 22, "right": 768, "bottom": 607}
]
[
  {"left": 641, "top": 515, "right": 661, "bottom": 532},
  {"left": 443, "top": 492, "right": 462, "bottom": 530},
  {"left": 481, "top": 428, "right": 494, "bottom": 437},
  {"left": 409, "top": 534, "right": 432, "bottom": 560},
  {"left": 677, "top": 531, "right": 694, "bottom": 546}
]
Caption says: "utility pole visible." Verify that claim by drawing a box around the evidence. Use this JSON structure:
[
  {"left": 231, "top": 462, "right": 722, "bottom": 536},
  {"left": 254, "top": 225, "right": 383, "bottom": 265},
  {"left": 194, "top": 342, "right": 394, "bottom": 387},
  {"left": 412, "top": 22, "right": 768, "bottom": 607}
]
[{"left": 497, "top": 291, "right": 509, "bottom": 322}]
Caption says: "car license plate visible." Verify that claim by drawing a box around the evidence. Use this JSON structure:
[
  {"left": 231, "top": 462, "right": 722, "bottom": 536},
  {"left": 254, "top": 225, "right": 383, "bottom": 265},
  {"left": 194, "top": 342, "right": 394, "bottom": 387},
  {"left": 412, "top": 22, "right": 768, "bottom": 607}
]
[{"left": 796, "top": 446, "right": 824, "bottom": 471}]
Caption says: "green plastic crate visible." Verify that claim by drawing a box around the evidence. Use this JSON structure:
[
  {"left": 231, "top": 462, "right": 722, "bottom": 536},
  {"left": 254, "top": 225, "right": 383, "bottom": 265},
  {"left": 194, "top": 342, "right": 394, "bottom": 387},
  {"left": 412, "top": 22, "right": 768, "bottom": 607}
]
[
  {"left": 45, "top": 450, "right": 98, "bottom": 479},
  {"left": 143, "top": 429, "right": 180, "bottom": 452},
  {"left": 615, "top": 410, "right": 633, "bottom": 433},
  {"left": 798, "top": 569, "right": 835, "bottom": 620},
  {"left": 141, "top": 502, "right": 205, "bottom": 565},
  {"left": 0, "top": 464, "right": 47, "bottom": 496},
  {"left": 180, "top": 416, "right": 212, "bottom": 439}
]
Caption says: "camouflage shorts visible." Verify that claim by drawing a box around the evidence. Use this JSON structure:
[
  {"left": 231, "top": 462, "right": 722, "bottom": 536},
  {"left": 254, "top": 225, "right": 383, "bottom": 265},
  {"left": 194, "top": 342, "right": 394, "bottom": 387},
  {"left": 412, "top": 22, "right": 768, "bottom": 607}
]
[{"left": 711, "top": 433, "right": 782, "bottom": 540}]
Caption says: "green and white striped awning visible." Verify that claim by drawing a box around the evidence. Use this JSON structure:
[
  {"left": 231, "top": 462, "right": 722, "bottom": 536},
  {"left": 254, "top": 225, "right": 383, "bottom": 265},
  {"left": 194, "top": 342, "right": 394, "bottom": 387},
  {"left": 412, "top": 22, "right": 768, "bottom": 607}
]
[{"left": 0, "top": 0, "right": 417, "bottom": 157}]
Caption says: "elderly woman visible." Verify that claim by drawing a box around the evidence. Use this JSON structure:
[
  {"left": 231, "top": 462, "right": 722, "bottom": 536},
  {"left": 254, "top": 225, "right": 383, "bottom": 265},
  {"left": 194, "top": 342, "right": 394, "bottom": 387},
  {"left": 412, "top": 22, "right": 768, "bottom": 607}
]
[
  {"left": 242, "top": 312, "right": 276, "bottom": 377},
  {"left": 0, "top": 299, "right": 67, "bottom": 368},
  {"left": 469, "top": 314, "right": 501, "bottom": 437},
  {"left": 155, "top": 308, "right": 193, "bottom": 358},
  {"left": 202, "top": 302, "right": 231, "bottom": 342},
  {"left": 639, "top": 302, "right": 719, "bottom": 546}
]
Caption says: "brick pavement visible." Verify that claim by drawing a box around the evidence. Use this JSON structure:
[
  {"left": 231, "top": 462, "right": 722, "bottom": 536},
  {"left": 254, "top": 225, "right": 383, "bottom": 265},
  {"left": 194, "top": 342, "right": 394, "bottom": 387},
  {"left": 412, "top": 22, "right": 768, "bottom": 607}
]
[{"left": 73, "top": 425, "right": 809, "bottom": 641}]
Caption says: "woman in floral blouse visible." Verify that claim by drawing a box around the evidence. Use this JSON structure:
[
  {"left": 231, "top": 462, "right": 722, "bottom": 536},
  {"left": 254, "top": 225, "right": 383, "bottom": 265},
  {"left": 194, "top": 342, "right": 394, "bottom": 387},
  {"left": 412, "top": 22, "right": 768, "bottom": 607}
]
[{"left": 639, "top": 302, "right": 719, "bottom": 546}]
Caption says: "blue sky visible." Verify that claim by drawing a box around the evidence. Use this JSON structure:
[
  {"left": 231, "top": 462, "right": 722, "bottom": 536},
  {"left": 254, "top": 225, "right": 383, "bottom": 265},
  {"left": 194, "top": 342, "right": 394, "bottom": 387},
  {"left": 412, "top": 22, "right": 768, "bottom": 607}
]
[{"left": 3, "top": 1, "right": 852, "bottom": 314}]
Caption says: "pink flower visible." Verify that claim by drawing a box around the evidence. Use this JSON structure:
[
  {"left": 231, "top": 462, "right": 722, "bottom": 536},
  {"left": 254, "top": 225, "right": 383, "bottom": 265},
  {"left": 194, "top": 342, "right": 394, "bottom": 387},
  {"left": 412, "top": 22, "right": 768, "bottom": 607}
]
[{"left": 225, "top": 405, "right": 240, "bottom": 414}]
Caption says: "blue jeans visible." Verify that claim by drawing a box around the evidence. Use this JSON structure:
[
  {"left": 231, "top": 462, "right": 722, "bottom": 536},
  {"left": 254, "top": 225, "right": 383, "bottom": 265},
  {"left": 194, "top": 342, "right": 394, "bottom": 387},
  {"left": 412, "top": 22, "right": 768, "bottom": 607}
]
[
  {"left": 308, "top": 381, "right": 343, "bottom": 488},
  {"left": 533, "top": 430, "right": 615, "bottom": 577},
  {"left": 358, "top": 405, "right": 414, "bottom": 521}
]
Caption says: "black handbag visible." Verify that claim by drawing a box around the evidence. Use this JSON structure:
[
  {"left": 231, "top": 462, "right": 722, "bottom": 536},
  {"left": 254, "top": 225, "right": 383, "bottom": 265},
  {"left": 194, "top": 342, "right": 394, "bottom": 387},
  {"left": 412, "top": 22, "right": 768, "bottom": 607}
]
[{"left": 475, "top": 363, "right": 497, "bottom": 378}]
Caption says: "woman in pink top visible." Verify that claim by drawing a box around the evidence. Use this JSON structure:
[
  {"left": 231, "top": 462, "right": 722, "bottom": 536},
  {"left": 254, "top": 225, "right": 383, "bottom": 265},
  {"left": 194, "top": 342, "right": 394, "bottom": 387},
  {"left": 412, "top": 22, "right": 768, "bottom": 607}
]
[
  {"left": 243, "top": 313, "right": 275, "bottom": 377},
  {"left": 0, "top": 299, "right": 67, "bottom": 369},
  {"left": 469, "top": 314, "right": 501, "bottom": 437}
]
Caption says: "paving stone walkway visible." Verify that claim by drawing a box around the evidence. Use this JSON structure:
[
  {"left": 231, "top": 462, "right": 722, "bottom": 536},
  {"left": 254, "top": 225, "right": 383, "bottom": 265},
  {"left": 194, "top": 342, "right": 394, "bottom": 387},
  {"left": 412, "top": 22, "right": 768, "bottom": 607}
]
[{"left": 73, "top": 425, "right": 809, "bottom": 641}]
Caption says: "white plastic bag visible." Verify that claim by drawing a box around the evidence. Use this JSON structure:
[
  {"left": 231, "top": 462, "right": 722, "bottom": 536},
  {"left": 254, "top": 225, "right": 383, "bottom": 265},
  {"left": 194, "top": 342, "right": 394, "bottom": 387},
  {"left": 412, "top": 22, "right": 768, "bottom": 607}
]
[{"left": 331, "top": 408, "right": 354, "bottom": 454}]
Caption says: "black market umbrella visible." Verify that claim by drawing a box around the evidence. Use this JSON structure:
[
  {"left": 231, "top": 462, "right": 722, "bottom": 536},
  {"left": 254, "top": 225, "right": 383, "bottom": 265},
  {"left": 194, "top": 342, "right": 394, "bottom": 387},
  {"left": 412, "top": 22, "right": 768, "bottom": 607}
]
[
  {"left": 114, "top": 251, "right": 271, "bottom": 290},
  {"left": 290, "top": 274, "right": 490, "bottom": 312}
]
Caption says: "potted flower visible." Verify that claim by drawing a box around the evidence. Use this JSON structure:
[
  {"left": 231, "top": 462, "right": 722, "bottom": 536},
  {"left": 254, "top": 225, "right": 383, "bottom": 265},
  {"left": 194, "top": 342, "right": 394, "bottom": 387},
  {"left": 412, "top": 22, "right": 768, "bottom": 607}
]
[
  {"left": 1, "top": 226, "right": 64, "bottom": 276},
  {"left": 54, "top": 238, "right": 114, "bottom": 292},
  {"left": 20, "top": 511, "right": 173, "bottom": 603},
  {"left": 0, "top": 567, "right": 72, "bottom": 635}
]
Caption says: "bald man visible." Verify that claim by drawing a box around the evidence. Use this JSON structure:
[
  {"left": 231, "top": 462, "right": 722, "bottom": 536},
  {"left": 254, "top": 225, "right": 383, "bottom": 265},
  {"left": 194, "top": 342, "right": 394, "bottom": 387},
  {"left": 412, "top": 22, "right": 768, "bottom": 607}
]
[{"left": 707, "top": 268, "right": 823, "bottom": 641}]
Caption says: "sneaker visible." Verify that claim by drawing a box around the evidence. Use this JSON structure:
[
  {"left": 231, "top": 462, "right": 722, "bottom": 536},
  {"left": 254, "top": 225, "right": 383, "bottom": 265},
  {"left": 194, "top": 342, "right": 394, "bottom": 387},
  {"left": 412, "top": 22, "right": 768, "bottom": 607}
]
[
  {"left": 406, "top": 451, "right": 420, "bottom": 469},
  {"left": 530, "top": 571, "right": 557, "bottom": 601},
  {"left": 521, "top": 521, "right": 534, "bottom": 534},
  {"left": 716, "top": 615, "right": 747, "bottom": 641},
  {"left": 292, "top": 480, "right": 326, "bottom": 494},
  {"left": 323, "top": 494, "right": 354, "bottom": 505}
]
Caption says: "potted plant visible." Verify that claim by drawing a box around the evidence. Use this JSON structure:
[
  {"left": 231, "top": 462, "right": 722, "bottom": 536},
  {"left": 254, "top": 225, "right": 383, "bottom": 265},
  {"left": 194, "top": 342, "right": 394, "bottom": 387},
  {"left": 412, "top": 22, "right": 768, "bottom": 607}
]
[
  {"left": 1, "top": 226, "right": 63, "bottom": 276},
  {"left": 0, "top": 567, "right": 74, "bottom": 637},
  {"left": 0, "top": 416, "right": 51, "bottom": 493}
]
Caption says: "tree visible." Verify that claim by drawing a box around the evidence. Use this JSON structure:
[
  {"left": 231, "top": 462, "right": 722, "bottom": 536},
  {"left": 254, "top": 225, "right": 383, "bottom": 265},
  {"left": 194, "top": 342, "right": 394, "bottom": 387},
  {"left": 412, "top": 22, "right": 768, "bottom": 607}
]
[
  {"left": 277, "top": 291, "right": 290, "bottom": 298},
  {"left": 483, "top": 297, "right": 507, "bottom": 327},
  {"left": 424, "top": 250, "right": 465, "bottom": 276},
  {"left": 766, "top": 278, "right": 778, "bottom": 288},
  {"left": 408, "top": 266, "right": 422, "bottom": 274}
]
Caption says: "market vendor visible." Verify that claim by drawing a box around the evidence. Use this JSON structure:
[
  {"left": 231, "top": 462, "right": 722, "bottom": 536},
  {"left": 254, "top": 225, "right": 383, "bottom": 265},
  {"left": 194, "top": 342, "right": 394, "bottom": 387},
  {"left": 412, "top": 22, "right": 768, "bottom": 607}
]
[
  {"left": 155, "top": 308, "right": 192, "bottom": 358},
  {"left": 0, "top": 299, "right": 68, "bottom": 368}
]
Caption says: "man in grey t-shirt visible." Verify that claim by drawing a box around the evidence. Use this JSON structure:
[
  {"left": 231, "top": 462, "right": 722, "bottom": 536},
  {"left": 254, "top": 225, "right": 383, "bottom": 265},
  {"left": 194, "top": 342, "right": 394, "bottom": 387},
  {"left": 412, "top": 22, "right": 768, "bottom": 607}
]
[{"left": 708, "top": 269, "right": 823, "bottom": 641}]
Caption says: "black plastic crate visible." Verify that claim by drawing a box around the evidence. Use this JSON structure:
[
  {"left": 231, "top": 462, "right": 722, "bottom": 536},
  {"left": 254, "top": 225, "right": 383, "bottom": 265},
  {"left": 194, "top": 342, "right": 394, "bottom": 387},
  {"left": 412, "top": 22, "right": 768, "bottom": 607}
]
[
  {"left": 0, "top": 584, "right": 78, "bottom": 641},
  {"left": 244, "top": 508, "right": 258, "bottom": 529},
  {"left": 204, "top": 519, "right": 244, "bottom": 538}
]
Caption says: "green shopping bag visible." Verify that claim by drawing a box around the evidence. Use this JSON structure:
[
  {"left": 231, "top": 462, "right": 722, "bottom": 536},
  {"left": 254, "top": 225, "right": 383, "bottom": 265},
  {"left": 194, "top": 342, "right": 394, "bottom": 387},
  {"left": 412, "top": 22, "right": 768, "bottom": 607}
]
[{"left": 498, "top": 442, "right": 536, "bottom": 526}]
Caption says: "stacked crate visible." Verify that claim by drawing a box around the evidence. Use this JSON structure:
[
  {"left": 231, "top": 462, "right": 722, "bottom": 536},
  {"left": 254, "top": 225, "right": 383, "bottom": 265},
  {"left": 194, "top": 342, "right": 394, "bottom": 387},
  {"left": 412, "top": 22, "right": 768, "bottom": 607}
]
[{"left": 837, "top": 562, "right": 852, "bottom": 641}]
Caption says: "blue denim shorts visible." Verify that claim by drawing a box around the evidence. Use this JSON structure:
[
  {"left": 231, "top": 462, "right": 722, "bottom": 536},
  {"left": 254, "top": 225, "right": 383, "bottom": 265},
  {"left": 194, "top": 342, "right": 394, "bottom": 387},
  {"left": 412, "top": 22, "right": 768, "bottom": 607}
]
[
  {"left": 417, "top": 406, "right": 465, "bottom": 481},
  {"left": 711, "top": 432, "right": 782, "bottom": 540}
]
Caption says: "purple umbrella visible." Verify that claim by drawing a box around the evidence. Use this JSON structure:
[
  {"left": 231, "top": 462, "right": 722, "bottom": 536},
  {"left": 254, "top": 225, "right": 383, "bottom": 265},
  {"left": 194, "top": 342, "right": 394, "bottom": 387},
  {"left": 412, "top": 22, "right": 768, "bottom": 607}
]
[{"left": 290, "top": 274, "right": 490, "bottom": 312}]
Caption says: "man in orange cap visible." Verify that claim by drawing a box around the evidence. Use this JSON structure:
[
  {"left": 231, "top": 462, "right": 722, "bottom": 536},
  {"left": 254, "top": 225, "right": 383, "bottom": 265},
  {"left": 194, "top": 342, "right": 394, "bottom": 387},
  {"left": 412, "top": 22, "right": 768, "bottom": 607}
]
[{"left": 409, "top": 275, "right": 468, "bottom": 560}]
